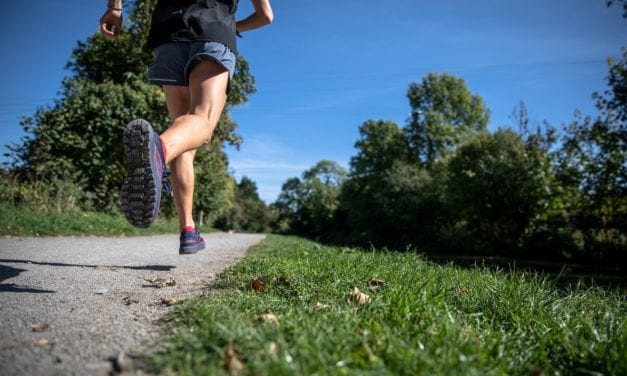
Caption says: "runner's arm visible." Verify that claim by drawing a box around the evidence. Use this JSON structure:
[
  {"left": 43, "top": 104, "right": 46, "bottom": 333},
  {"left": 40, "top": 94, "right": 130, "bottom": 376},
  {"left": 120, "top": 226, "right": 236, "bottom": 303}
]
[
  {"left": 100, "top": 0, "right": 124, "bottom": 39},
  {"left": 236, "top": 0, "right": 274, "bottom": 33}
]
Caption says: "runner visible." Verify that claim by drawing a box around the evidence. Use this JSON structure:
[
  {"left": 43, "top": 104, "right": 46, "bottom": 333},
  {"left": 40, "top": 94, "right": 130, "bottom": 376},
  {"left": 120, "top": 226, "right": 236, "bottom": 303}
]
[{"left": 99, "top": 0, "right": 273, "bottom": 254}]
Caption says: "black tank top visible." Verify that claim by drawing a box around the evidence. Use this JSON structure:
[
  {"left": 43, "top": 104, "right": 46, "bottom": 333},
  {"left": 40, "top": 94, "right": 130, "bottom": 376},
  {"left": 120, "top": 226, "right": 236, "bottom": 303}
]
[{"left": 146, "top": 0, "right": 239, "bottom": 53}]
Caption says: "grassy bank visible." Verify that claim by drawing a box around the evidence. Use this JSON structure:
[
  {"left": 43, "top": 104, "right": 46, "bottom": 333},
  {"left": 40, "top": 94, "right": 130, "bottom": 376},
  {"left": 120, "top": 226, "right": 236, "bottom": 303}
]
[
  {"left": 0, "top": 204, "right": 214, "bottom": 236},
  {"left": 149, "top": 235, "right": 626, "bottom": 375}
]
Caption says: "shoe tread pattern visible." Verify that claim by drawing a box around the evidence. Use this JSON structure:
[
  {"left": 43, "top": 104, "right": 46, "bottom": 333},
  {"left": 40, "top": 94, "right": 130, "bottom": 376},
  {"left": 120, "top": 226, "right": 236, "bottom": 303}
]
[{"left": 121, "top": 120, "right": 157, "bottom": 228}]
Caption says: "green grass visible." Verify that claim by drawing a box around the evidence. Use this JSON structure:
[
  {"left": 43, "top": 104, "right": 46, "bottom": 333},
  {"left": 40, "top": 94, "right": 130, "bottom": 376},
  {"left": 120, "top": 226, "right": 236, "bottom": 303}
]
[
  {"left": 0, "top": 204, "right": 214, "bottom": 236},
  {"left": 149, "top": 235, "right": 626, "bottom": 375}
]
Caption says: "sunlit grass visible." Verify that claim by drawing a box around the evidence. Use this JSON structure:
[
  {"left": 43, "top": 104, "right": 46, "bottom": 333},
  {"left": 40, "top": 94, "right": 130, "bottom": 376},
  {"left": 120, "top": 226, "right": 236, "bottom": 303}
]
[
  {"left": 0, "top": 203, "right": 214, "bottom": 236},
  {"left": 149, "top": 235, "right": 626, "bottom": 375}
]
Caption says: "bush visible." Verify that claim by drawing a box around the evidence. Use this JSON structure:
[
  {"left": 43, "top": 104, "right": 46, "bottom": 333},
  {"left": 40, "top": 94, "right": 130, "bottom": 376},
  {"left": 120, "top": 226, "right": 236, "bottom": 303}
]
[{"left": 0, "top": 171, "right": 86, "bottom": 214}]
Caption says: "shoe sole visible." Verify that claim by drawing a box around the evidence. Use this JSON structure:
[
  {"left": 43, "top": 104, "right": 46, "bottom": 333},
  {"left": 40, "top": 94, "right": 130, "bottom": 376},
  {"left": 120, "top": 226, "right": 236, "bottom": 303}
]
[
  {"left": 179, "top": 242, "right": 206, "bottom": 255},
  {"left": 121, "top": 119, "right": 160, "bottom": 228}
]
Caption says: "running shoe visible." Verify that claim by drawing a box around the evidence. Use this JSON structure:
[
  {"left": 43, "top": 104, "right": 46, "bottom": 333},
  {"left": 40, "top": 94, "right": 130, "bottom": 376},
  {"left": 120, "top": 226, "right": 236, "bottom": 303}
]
[
  {"left": 121, "top": 119, "right": 167, "bottom": 228},
  {"left": 179, "top": 229, "right": 206, "bottom": 254}
]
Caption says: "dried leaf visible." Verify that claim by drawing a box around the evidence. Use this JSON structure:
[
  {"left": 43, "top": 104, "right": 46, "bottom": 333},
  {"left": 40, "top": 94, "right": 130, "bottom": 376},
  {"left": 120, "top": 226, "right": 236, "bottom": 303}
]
[
  {"left": 245, "top": 278, "right": 267, "bottom": 292},
  {"left": 259, "top": 313, "right": 280, "bottom": 324},
  {"left": 31, "top": 324, "right": 49, "bottom": 333},
  {"left": 267, "top": 342, "right": 278, "bottom": 355},
  {"left": 368, "top": 278, "right": 387, "bottom": 292},
  {"left": 224, "top": 342, "right": 245, "bottom": 373},
  {"left": 348, "top": 287, "right": 371, "bottom": 305},
  {"left": 314, "top": 302, "right": 329, "bottom": 311},
  {"left": 122, "top": 296, "right": 139, "bottom": 305},
  {"left": 144, "top": 276, "right": 176, "bottom": 288},
  {"left": 160, "top": 297, "right": 179, "bottom": 306},
  {"left": 33, "top": 339, "right": 51, "bottom": 348}
]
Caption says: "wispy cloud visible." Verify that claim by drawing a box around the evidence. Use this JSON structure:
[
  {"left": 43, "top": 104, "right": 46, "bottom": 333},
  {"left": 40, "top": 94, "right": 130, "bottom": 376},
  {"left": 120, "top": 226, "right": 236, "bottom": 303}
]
[{"left": 226, "top": 135, "right": 318, "bottom": 203}]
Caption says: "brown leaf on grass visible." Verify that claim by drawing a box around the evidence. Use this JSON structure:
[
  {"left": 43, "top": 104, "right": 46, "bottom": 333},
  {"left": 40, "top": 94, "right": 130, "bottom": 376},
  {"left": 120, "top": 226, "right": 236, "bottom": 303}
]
[
  {"left": 348, "top": 287, "right": 371, "bottom": 305},
  {"left": 267, "top": 342, "right": 278, "bottom": 355},
  {"left": 314, "top": 302, "right": 329, "bottom": 311},
  {"left": 224, "top": 342, "right": 245, "bottom": 374},
  {"left": 31, "top": 324, "right": 49, "bottom": 333},
  {"left": 368, "top": 278, "right": 387, "bottom": 292},
  {"left": 277, "top": 276, "right": 290, "bottom": 286},
  {"left": 259, "top": 313, "right": 280, "bottom": 324},
  {"left": 245, "top": 278, "right": 267, "bottom": 292}
]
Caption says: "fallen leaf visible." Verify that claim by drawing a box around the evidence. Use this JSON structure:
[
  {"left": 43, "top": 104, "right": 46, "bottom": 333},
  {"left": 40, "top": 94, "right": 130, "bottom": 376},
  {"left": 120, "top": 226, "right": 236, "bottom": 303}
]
[
  {"left": 110, "top": 352, "right": 134, "bottom": 373},
  {"left": 160, "top": 297, "right": 179, "bottom": 306},
  {"left": 144, "top": 276, "right": 176, "bottom": 288},
  {"left": 31, "top": 324, "right": 49, "bottom": 333},
  {"left": 348, "top": 287, "right": 371, "bottom": 305},
  {"left": 267, "top": 342, "right": 278, "bottom": 355},
  {"left": 245, "top": 277, "right": 267, "bottom": 292},
  {"left": 259, "top": 313, "right": 280, "bottom": 324},
  {"left": 368, "top": 278, "right": 387, "bottom": 292},
  {"left": 122, "top": 296, "right": 139, "bottom": 305},
  {"left": 314, "top": 302, "right": 329, "bottom": 311},
  {"left": 224, "top": 342, "right": 245, "bottom": 373},
  {"left": 277, "top": 276, "right": 290, "bottom": 286},
  {"left": 33, "top": 339, "right": 51, "bottom": 348}
]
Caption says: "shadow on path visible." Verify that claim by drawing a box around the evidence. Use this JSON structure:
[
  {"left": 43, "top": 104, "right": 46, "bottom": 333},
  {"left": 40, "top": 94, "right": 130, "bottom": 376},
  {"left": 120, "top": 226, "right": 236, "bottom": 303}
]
[
  {"left": 0, "top": 264, "right": 55, "bottom": 293},
  {"left": 0, "top": 259, "right": 175, "bottom": 272}
]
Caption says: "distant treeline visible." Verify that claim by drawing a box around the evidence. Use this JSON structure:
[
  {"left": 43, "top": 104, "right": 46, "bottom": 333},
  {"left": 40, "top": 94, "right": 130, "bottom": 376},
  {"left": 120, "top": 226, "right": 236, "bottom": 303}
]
[{"left": 269, "top": 64, "right": 625, "bottom": 266}]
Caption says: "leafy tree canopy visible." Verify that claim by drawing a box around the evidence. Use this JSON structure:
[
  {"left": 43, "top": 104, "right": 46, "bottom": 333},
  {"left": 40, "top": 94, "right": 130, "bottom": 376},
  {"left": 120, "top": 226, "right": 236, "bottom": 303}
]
[{"left": 406, "top": 73, "right": 490, "bottom": 167}]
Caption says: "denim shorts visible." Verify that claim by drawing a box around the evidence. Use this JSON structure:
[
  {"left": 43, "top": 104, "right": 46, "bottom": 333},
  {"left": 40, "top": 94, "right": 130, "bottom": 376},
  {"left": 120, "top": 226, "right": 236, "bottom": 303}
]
[{"left": 148, "top": 41, "right": 236, "bottom": 90}]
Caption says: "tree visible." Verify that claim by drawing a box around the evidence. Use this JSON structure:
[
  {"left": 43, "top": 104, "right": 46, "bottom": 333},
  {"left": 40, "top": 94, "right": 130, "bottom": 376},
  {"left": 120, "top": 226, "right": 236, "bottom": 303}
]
[
  {"left": 553, "top": 50, "right": 627, "bottom": 259},
  {"left": 273, "top": 160, "right": 347, "bottom": 236},
  {"left": 607, "top": 0, "right": 627, "bottom": 18},
  {"left": 216, "top": 176, "right": 271, "bottom": 233},
  {"left": 447, "top": 129, "right": 553, "bottom": 253},
  {"left": 350, "top": 120, "right": 410, "bottom": 178},
  {"left": 406, "top": 73, "right": 490, "bottom": 168},
  {"left": 7, "top": 0, "right": 256, "bottom": 212}
]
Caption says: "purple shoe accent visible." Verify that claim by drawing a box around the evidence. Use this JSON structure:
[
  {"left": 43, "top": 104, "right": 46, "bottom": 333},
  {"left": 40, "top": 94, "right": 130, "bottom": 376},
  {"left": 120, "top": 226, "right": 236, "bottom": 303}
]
[
  {"left": 179, "top": 230, "right": 206, "bottom": 254},
  {"left": 120, "top": 119, "right": 168, "bottom": 228}
]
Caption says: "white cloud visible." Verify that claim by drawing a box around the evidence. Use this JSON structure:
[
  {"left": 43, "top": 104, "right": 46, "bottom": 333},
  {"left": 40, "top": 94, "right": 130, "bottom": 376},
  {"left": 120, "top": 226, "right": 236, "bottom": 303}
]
[{"left": 226, "top": 135, "right": 318, "bottom": 203}]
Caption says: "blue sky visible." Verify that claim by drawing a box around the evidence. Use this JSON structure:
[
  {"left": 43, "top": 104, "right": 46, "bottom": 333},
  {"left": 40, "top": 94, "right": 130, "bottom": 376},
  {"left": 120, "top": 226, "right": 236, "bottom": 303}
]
[{"left": 0, "top": 0, "right": 625, "bottom": 203}]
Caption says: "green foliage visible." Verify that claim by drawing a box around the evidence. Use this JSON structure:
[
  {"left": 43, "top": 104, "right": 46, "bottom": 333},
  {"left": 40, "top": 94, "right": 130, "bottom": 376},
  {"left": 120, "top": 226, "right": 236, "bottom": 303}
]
[
  {"left": 273, "top": 160, "right": 347, "bottom": 236},
  {"left": 447, "top": 129, "right": 553, "bottom": 253},
  {"left": 0, "top": 170, "right": 84, "bottom": 214},
  {"left": 274, "top": 66, "right": 625, "bottom": 263},
  {"left": 217, "top": 176, "right": 271, "bottom": 233},
  {"left": 11, "top": 77, "right": 169, "bottom": 211},
  {"left": 406, "top": 73, "right": 490, "bottom": 167},
  {"left": 149, "top": 235, "right": 627, "bottom": 375},
  {"left": 607, "top": 0, "right": 627, "bottom": 18},
  {"left": 5, "top": 0, "right": 256, "bottom": 214},
  {"left": 191, "top": 141, "right": 234, "bottom": 225},
  {"left": 0, "top": 202, "right": 216, "bottom": 237},
  {"left": 349, "top": 120, "right": 410, "bottom": 178}
]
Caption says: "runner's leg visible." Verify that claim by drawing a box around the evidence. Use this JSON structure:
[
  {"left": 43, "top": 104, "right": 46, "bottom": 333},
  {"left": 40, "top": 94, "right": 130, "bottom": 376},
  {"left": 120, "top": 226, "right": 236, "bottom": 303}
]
[
  {"left": 163, "top": 85, "right": 196, "bottom": 229},
  {"left": 159, "top": 60, "right": 229, "bottom": 164}
]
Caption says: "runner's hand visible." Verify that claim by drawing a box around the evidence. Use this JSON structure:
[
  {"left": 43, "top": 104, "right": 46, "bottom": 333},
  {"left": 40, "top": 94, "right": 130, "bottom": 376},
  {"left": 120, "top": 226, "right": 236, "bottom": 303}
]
[{"left": 100, "top": 8, "right": 123, "bottom": 39}]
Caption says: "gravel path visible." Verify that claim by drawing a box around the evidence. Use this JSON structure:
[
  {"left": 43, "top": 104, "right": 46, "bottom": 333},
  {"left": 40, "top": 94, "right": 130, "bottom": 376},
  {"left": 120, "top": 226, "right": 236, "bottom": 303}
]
[{"left": 0, "top": 233, "right": 265, "bottom": 375}]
